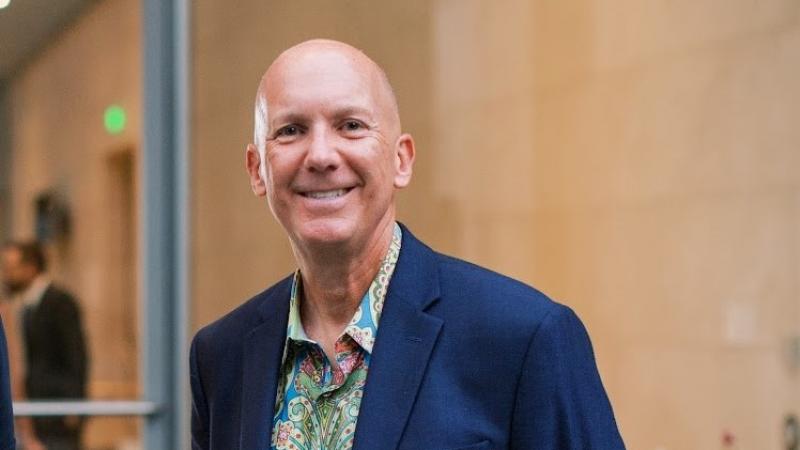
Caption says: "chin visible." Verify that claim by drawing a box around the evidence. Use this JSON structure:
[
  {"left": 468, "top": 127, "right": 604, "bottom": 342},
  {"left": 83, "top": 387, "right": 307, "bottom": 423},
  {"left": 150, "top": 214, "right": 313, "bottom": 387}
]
[{"left": 293, "top": 217, "right": 356, "bottom": 246}]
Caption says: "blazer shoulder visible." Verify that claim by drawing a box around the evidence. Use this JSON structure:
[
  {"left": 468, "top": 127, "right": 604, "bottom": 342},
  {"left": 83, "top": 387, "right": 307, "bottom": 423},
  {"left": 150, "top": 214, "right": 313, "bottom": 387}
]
[
  {"left": 42, "top": 284, "right": 79, "bottom": 304},
  {"left": 192, "top": 275, "right": 292, "bottom": 349},
  {"left": 37, "top": 285, "right": 81, "bottom": 318},
  {"left": 433, "top": 252, "right": 565, "bottom": 329}
]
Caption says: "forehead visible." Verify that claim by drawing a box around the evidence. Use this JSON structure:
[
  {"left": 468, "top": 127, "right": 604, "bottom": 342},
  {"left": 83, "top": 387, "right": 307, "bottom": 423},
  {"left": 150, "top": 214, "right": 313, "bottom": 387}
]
[{"left": 263, "top": 50, "right": 382, "bottom": 119}]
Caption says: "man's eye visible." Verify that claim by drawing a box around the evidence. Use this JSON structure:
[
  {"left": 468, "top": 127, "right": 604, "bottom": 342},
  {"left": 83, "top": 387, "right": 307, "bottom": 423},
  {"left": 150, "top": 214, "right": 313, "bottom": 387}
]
[
  {"left": 277, "top": 125, "right": 300, "bottom": 137},
  {"left": 343, "top": 120, "right": 362, "bottom": 131}
]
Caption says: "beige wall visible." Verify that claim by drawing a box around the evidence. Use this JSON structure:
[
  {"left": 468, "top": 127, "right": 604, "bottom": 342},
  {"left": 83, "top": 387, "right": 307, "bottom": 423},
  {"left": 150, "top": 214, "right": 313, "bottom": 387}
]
[
  {"left": 433, "top": 1, "right": 800, "bottom": 448},
  {"left": 192, "top": 1, "right": 800, "bottom": 448},
  {"left": 523, "top": 2, "right": 800, "bottom": 448},
  {"left": 6, "top": 0, "right": 142, "bottom": 446}
]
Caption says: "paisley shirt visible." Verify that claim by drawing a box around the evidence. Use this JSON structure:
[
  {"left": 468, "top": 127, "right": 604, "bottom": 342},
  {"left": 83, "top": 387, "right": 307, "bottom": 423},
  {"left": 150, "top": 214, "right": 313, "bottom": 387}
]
[{"left": 270, "top": 224, "right": 402, "bottom": 450}]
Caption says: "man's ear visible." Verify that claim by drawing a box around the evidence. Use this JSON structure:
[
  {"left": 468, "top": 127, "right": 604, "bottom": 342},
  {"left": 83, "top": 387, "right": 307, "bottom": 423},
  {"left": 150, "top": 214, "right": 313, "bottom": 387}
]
[
  {"left": 393, "top": 133, "right": 415, "bottom": 189},
  {"left": 245, "top": 143, "right": 268, "bottom": 197}
]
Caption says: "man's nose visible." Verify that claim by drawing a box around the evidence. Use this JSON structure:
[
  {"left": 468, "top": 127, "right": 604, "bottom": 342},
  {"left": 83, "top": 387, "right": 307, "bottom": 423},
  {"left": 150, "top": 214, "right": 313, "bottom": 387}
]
[{"left": 304, "top": 126, "right": 340, "bottom": 172}]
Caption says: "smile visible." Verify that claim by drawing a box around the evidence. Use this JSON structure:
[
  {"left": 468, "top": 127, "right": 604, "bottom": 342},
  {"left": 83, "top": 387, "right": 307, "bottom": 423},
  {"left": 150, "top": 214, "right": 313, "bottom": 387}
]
[{"left": 301, "top": 188, "right": 353, "bottom": 199}]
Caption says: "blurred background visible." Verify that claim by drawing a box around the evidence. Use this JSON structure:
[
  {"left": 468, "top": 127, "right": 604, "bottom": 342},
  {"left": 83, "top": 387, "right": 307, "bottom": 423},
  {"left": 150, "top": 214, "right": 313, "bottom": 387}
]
[{"left": 0, "top": 0, "right": 798, "bottom": 448}]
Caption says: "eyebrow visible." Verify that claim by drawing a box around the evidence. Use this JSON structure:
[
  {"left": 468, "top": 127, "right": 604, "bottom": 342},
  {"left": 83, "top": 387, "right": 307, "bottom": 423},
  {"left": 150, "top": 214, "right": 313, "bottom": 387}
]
[
  {"left": 269, "top": 105, "right": 376, "bottom": 131},
  {"left": 269, "top": 112, "right": 307, "bottom": 132}
]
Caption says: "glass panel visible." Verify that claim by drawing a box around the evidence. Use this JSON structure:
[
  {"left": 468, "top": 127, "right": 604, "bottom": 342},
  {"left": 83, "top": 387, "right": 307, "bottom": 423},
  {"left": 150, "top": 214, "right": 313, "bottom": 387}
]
[
  {"left": 84, "top": 417, "right": 142, "bottom": 450},
  {"left": 0, "top": 0, "right": 143, "bottom": 448}
]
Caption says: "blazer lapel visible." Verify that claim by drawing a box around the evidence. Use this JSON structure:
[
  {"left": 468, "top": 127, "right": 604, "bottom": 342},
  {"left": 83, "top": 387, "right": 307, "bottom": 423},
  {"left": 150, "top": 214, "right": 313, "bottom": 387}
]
[
  {"left": 353, "top": 225, "right": 443, "bottom": 450},
  {"left": 239, "top": 280, "right": 291, "bottom": 450}
]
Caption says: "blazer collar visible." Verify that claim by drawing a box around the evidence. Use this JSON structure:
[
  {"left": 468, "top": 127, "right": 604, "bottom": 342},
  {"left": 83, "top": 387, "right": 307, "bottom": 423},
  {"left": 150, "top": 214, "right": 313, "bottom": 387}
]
[
  {"left": 239, "top": 277, "right": 291, "bottom": 450},
  {"left": 238, "top": 224, "right": 444, "bottom": 450},
  {"left": 353, "top": 223, "right": 444, "bottom": 450}
]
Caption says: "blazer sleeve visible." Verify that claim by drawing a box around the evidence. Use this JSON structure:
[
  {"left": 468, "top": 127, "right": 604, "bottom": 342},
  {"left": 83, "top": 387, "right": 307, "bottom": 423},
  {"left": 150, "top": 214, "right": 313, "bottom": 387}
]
[
  {"left": 190, "top": 333, "right": 210, "bottom": 450},
  {"left": 510, "top": 305, "right": 625, "bottom": 449},
  {"left": 0, "top": 317, "right": 16, "bottom": 450}
]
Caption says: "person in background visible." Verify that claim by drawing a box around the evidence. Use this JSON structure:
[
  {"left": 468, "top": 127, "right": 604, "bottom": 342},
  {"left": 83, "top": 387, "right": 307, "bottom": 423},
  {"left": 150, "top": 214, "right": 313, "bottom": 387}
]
[
  {"left": 0, "top": 317, "right": 15, "bottom": 450},
  {"left": 1, "top": 241, "right": 87, "bottom": 450}
]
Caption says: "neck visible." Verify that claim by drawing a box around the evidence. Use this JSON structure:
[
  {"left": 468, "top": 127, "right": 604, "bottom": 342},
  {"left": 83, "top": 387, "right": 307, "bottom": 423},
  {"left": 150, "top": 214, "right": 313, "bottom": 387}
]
[{"left": 292, "top": 217, "right": 395, "bottom": 336}]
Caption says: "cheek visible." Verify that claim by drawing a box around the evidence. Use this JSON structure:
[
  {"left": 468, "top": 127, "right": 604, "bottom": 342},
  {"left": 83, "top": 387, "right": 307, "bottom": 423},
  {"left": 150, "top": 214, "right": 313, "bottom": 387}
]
[
  {"left": 264, "top": 152, "right": 303, "bottom": 212},
  {"left": 264, "top": 152, "right": 294, "bottom": 186},
  {"left": 351, "top": 143, "right": 396, "bottom": 177}
]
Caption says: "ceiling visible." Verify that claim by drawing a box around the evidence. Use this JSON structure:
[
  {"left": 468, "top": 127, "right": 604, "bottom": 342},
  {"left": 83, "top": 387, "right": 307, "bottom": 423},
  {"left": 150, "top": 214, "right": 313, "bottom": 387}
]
[{"left": 0, "top": 0, "right": 96, "bottom": 83}]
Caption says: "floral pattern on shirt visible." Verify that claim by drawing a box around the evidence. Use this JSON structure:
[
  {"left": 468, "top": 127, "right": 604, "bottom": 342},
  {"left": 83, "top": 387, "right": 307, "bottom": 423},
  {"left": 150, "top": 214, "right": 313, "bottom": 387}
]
[{"left": 271, "top": 224, "right": 402, "bottom": 450}]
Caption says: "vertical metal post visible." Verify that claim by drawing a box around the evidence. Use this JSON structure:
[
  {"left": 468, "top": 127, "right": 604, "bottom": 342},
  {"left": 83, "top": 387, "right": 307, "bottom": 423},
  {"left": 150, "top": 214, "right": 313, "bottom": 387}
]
[
  {"left": 173, "top": 0, "right": 192, "bottom": 446},
  {"left": 141, "top": 0, "right": 190, "bottom": 448}
]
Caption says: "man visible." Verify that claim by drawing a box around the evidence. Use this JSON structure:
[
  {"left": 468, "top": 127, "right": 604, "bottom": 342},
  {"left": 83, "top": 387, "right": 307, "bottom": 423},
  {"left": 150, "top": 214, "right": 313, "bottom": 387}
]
[
  {"left": 191, "top": 39, "right": 625, "bottom": 449},
  {"left": 0, "top": 318, "right": 15, "bottom": 450},
  {"left": 1, "top": 241, "right": 87, "bottom": 450}
]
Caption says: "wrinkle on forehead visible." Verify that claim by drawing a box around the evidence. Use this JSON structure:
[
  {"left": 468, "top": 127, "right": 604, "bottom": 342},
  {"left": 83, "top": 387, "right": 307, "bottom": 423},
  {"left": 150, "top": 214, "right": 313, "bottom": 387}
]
[{"left": 253, "top": 39, "right": 400, "bottom": 149}]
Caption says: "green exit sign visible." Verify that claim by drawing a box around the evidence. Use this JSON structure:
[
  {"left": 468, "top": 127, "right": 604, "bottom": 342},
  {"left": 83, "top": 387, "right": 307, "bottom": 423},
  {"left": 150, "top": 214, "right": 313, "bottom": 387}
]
[{"left": 104, "top": 105, "right": 127, "bottom": 135}]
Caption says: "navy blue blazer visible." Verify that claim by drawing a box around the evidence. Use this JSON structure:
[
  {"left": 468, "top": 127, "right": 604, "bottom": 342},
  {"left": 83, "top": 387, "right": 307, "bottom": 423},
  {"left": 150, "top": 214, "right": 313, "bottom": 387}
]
[
  {"left": 1, "top": 317, "right": 15, "bottom": 450},
  {"left": 190, "top": 225, "right": 625, "bottom": 449}
]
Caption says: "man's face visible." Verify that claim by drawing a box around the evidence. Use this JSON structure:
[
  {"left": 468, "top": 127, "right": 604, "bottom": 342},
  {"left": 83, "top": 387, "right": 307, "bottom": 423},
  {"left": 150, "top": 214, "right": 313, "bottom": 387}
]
[
  {"left": 1, "top": 248, "right": 35, "bottom": 295},
  {"left": 248, "top": 46, "right": 413, "bottom": 250}
]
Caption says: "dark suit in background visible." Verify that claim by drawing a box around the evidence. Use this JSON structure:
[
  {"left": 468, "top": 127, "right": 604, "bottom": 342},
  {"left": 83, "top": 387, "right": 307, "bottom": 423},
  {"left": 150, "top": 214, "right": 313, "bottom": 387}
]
[
  {"left": 23, "top": 285, "right": 87, "bottom": 450},
  {"left": 191, "top": 226, "right": 625, "bottom": 449},
  {"left": 0, "top": 317, "right": 15, "bottom": 450}
]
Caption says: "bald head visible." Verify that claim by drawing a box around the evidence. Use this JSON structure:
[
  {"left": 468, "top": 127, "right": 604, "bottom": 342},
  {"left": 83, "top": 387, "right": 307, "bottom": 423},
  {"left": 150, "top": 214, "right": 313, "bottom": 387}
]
[{"left": 253, "top": 39, "right": 400, "bottom": 150}]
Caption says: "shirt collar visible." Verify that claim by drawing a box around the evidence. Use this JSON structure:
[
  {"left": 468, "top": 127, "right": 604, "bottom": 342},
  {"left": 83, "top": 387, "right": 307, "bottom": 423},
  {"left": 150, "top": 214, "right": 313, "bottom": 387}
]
[
  {"left": 284, "top": 223, "right": 403, "bottom": 358},
  {"left": 20, "top": 275, "right": 50, "bottom": 308}
]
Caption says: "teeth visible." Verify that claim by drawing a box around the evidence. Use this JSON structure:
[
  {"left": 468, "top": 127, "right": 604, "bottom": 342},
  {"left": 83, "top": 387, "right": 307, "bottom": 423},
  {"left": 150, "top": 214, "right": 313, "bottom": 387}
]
[{"left": 305, "top": 189, "right": 348, "bottom": 199}]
